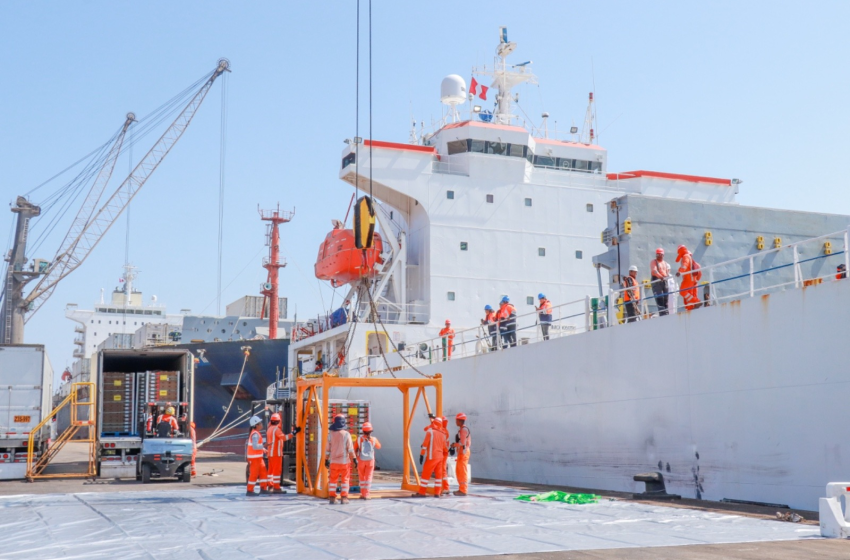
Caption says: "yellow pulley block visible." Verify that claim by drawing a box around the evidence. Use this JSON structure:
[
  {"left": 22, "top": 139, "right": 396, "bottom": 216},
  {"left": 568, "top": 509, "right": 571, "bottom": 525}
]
[
  {"left": 354, "top": 196, "right": 376, "bottom": 249},
  {"left": 824, "top": 241, "right": 833, "bottom": 255},
  {"left": 704, "top": 231, "right": 713, "bottom": 246},
  {"left": 756, "top": 235, "right": 764, "bottom": 250}
]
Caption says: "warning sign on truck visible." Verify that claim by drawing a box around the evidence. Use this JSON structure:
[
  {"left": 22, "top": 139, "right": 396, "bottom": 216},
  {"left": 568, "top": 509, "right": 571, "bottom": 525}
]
[{"left": 14, "top": 415, "right": 31, "bottom": 423}]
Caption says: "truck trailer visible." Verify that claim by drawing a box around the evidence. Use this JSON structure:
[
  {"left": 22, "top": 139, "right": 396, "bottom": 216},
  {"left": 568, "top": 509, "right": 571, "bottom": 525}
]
[
  {"left": 0, "top": 344, "right": 53, "bottom": 480},
  {"left": 95, "top": 348, "right": 194, "bottom": 481}
]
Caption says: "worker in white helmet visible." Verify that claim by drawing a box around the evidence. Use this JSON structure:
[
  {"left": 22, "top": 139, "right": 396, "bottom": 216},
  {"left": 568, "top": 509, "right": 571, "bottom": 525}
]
[{"left": 246, "top": 415, "right": 269, "bottom": 497}]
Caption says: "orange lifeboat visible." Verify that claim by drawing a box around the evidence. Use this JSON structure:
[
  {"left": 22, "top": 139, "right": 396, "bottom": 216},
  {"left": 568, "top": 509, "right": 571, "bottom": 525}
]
[{"left": 315, "top": 227, "right": 383, "bottom": 288}]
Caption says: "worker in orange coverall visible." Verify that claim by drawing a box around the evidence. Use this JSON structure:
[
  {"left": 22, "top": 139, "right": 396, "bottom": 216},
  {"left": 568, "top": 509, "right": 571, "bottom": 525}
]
[
  {"left": 326, "top": 414, "right": 356, "bottom": 504},
  {"left": 354, "top": 422, "right": 381, "bottom": 499},
  {"left": 413, "top": 417, "right": 448, "bottom": 498},
  {"left": 452, "top": 412, "right": 472, "bottom": 496},
  {"left": 676, "top": 245, "right": 700, "bottom": 311},
  {"left": 439, "top": 319, "right": 455, "bottom": 360},
  {"left": 246, "top": 415, "right": 269, "bottom": 497},
  {"left": 439, "top": 417, "right": 451, "bottom": 495},
  {"left": 267, "top": 412, "right": 300, "bottom": 493}
]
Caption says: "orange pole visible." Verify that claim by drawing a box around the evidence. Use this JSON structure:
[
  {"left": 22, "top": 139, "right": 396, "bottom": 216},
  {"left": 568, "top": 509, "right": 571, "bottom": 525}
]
[
  {"left": 296, "top": 381, "right": 304, "bottom": 493},
  {"left": 402, "top": 387, "right": 410, "bottom": 488},
  {"left": 319, "top": 376, "right": 329, "bottom": 498}
]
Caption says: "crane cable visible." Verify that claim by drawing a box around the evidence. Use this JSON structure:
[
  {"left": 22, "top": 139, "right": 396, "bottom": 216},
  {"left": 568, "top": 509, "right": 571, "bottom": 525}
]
[
  {"left": 199, "top": 347, "right": 250, "bottom": 446},
  {"left": 216, "top": 72, "right": 228, "bottom": 315}
]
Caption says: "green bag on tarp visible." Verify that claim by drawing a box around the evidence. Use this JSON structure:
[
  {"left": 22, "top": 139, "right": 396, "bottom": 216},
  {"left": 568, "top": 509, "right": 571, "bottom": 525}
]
[{"left": 515, "top": 491, "right": 599, "bottom": 504}]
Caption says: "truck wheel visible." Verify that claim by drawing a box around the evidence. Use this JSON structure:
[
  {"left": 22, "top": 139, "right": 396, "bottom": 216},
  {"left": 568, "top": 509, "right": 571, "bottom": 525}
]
[
  {"left": 182, "top": 469, "right": 191, "bottom": 483},
  {"left": 142, "top": 463, "right": 151, "bottom": 484}
]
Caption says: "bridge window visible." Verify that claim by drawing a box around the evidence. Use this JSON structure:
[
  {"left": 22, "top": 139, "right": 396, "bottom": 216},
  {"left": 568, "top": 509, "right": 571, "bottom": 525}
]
[
  {"left": 447, "top": 140, "right": 467, "bottom": 155},
  {"left": 533, "top": 155, "right": 556, "bottom": 168},
  {"left": 341, "top": 153, "right": 356, "bottom": 169},
  {"left": 508, "top": 144, "right": 525, "bottom": 157},
  {"left": 470, "top": 140, "right": 486, "bottom": 153},
  {"left": 486, "top": 141, "right": 507, "bottom": 155}
]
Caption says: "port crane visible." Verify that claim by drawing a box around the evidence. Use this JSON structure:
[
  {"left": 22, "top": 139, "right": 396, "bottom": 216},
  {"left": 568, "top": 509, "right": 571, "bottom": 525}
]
[{"left": 1, "top": 59, "right": 231, "bottom": 345}]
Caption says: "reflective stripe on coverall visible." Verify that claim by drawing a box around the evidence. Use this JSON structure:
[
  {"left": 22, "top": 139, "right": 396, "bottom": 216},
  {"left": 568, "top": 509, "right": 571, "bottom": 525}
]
[
  {"left": 267, "top": 424, "right": 294, "bottom": 490},
  {"left": 678, "top": 253, "right": 699, "bottom": 310},
  {"left": 246, "top": 429, "right": 268, "bottom": 493},
  {"left": 327, "top": 430, "right": 355, "bottom": 498},
  {"left": 355, "top": 434, "right": 381, "bottom": 498},
  {"left": 418, "top": 424, "right": 448, "bottom": 495}
]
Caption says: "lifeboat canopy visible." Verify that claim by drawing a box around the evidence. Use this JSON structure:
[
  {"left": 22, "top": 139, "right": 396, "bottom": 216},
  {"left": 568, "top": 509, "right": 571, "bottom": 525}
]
[{"left": 315, "top": 225, "right": 384, "bottom": 288}]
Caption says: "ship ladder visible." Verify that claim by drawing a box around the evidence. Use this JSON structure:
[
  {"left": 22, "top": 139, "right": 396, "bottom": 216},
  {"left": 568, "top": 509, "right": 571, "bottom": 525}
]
[{"left": 26, "top": 382, "right": 97, "bottom": 481}]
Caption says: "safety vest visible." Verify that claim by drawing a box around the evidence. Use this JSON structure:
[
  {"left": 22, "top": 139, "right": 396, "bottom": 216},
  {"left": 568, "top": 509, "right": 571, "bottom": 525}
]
[
  {"left": 498, "top": 303, "right": 517, "bottom": 322},
  {"left": 356, "top": 435, "right": 381, "bottom": 461},
  {"left": 267, "top": 424, "right": 288, "bottom": 457},
  {"left": 439, "top": 326, "right": 455, "bottom": 341},
  {"left": 246, "top": 429, "right": 264, "bottom": 459},
  {"left": 623, "top": 276, "right": 640, "bottom": 302},
  {"left": 456, "top": 425, "right": 471, "bottom": 456},
  {"left": 421, "top": 425, "right": 447, "bottom": 461},
  {"left": 538, "top": 299, "right": 553, "bottom": 322}
]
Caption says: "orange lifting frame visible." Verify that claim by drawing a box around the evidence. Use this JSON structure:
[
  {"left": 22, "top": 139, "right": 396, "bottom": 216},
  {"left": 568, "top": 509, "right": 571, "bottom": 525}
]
[{"left": 295, "top": 373, "right": 442, "bottom": 497}]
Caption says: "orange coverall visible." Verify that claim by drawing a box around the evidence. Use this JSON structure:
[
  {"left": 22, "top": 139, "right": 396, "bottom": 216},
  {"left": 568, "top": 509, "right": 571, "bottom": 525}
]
[
  {"left": 678, "top": 253, "right": 699, "bottom": 310},
  {"left": 189, "top": 422, "right": 197, "bottom": 476},
  {"left": 354, "top": 434, "right": 381, "bottom": 498},
  {"left": 453, "top": 425, "right": 472, "bottom": 494},
  {"left": 440, "top": 419, "right": 450, "bottom": 494},
  {"left": 326, "top": 429, "right": 355, "bottom": 499},
  {"left": 246, "top": 428, "right": 268, "bottom": 493},
  {"left": 267, "top": 423, "right": 294, "bottom": 491},
  {"left": 439, "top": 326, "right": 455, "bottom": 359},
  {"left": 418, "top": 421, "right": 448, "bottom": 496}
]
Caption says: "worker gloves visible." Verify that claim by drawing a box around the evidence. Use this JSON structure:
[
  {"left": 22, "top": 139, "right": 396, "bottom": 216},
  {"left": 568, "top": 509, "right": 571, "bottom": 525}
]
[
  {"left": 352, "top": 458, "right": 358, "bottom": 469},
  {"left": 325, "top": 459, "right": 330, "bottom": 469},
  {"left": 419, "top": 454, "right": 424, "bottom": 465},
  {"left": 292, "top": 426, "right": 302, "bottom": 435},
  {"left": 449, "top": 447, "right": 456, "bottom": 457}
]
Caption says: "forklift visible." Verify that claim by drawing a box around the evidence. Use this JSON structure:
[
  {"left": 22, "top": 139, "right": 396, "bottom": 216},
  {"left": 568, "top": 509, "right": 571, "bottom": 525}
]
[{"left": 137, "top": 401, "right": 194, "bottom": 483}]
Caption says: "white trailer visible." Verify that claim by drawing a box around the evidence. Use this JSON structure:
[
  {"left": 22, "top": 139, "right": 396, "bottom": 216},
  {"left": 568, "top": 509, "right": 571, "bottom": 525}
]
[{"left": 0, "top": 344, "right": 53, "bottom": 480}]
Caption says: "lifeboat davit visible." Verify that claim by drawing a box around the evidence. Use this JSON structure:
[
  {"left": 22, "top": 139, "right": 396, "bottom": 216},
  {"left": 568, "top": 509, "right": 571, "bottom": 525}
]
[{"left": 315, "top": 228, "right": 383, "bottom": 288}]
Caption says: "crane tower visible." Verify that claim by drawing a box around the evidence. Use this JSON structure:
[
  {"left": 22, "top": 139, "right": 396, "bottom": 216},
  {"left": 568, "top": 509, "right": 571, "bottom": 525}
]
[{"left": 258, "top": 205, "right": 293, "bottom": 340}]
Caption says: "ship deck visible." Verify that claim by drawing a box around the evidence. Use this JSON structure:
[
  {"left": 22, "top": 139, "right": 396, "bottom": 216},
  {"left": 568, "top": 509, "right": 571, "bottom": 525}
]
[{"left": 0, "top": 446, "right": 843, "bottom": 559}]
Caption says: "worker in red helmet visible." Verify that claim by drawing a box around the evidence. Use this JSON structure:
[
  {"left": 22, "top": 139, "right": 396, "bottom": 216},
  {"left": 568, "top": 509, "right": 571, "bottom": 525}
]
[
  {"left": 413, "top": 417, "right": 448, "bottom": 498},
  {"left": 439, "top": 319, "right": 455, "bottom": 360},
  {"left": 452, "top": 412, "right": 472, "bottom": 496},
  {"left": 354, "top": 422, "right": 381, "bottom": 499},
  {"left": 267, "top": 411, "right": 300, "bottom": 493},
  {"left": 650, "top": 248, "right": 671, "bottom": 316},
  {"left": 439, "top": 417, "right": 451, "bottom": 495},
  {"left": 676, "top": 245, "right": 701, "bottom": 311},
  {"left": 326, "top": 414, "right": 356, "bottom": 504}
]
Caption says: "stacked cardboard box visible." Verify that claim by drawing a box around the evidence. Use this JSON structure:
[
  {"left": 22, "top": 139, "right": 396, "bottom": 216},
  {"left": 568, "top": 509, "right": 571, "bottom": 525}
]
[
  {"left": 152, "top": 371, "right": 180, "bottom": 402},
  {"left": 101, "top": 372, "right": 134, "bottom": 434}
]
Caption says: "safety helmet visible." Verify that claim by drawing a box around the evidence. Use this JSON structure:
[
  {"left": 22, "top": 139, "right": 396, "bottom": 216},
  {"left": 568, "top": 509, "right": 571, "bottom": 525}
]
[
  {"left": 166, "top": 406, "right": 175, "bottom": 415},
  {"left": 334, "top": 413, "right": 345, "bottom": 421},
  {"left": 456, "top": 412, "right": 467, "bottom": 421},
  {"left": 362, "top": 422, "right": 373, "bottom": 432},
  {"left": 629, "top": 265, "right": 638, "bottom": 273},
  {"left": 501, "top": 296, "right": 510, "bottom": 303},
  {"left": 484, "top": 304, "right": 493, "bottom": 311},
  {"left": 677, "top": 244, "right": 688, "bottom": 254},
  {"left": 656, "top": 248, "right": 664, "bottom": 255},
  {"left": 249, "top": 415, "right": 262, "bottom": 427},
  {"left": 270, "top": 412, "right": 281, "bottom": 423},
  {"left": 445, "top": 319, "right": 451, "bottom": 325},
  {"left": 839, "top": 264, "right": 847, "bottom": 271},
  {"left": 538, "top": 293, "right": 545, "bottom": 300},
  {"left": 441, "top": 416, "right": 448, "bottom": 427}
]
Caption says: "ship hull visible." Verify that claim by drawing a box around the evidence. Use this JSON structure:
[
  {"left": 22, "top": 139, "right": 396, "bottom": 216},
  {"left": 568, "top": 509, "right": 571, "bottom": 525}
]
[{"left": 341, "top": 277, "right": 850, "bottom": 511}]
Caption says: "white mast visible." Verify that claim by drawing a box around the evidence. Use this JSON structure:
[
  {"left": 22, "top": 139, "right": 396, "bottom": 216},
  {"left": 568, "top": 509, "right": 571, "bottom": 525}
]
[{"left": 472, "top": 27, "right": 538, "bottom": 125}]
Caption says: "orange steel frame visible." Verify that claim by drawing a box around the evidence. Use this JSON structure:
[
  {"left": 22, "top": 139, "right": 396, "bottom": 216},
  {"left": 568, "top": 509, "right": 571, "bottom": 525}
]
[{"left": 295, "top": 373, "right": 442, "bottom": 497}]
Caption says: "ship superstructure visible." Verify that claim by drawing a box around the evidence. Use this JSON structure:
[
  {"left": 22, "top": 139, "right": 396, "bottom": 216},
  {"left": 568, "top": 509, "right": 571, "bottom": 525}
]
[{"left": 289, "top": 29, "right": 737, "bottom": 374}]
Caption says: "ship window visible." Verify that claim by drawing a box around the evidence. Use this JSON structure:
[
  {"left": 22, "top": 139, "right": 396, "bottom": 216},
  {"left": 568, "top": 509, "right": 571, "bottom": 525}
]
[
  {"left": 447, "top": 140, "right": 467, "bottom": 155},
  {"left": 576, "top": 250, "right": 583, "bottom": 259},
  {"left": 526, "top": 149, "right": 533, "bottom": 164},
  {"left": 486, "top": 194, "right": 494, "bottom": 203},
  {"left": 574, "top": 159, "right": 589, "bottom": 171},
  {"left": 446, "top": 190, "right": 454, "bottom": 200},
  {"left": 221, "top": 329, "right": 226, "bottom": 333},
  {"left": 524, "top": 198, "right": 532, "bottom": 207},
  {"left": 533, "top": 155, "right": 556, "bottom": 168},
  {"left": 342, "top": 153, "right": 355, "bottom": 169},
  {"left": 460, "top": 242, "right": 468, "bottom": 251},
  {"left": 90, "top": 320, "right": 93, "bottom": 324},
  {"left": 243, "top": 321, "right": 248, "bottom": 326},
  {"left": 538, "top": 247, "right": 546, "bottom": 257},
  {"left": 154, "top": 311, "right": 161, "bottom": 315},
  {"left": 486, "top": 141, "right": 507, "bottom": 155},
  {"left": 508, "top": 144, "right": 525, "bottom": 157},
  {"left": 447, "top": 291, "right": 455, "bottom": 301},
  {"left": 469, "top": 140, "right": 485, "bottom": 153},
  {"left": 558, "top": 158, "right": 574, "bottom": 170},
  {"left": 586, "top": 203, "right": 593, "bottom": 212},
  {"left": 590, "top": 161, "right": 602, "bottom": 172},
  {"left": 526, "top": 296, "right": 534, "bottom": 305}
]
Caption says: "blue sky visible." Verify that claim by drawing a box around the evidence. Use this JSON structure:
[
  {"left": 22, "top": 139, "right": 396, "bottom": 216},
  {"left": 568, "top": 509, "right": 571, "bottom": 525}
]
[{"left": 2, "top": 1, "right": 849, "bottom": 373}]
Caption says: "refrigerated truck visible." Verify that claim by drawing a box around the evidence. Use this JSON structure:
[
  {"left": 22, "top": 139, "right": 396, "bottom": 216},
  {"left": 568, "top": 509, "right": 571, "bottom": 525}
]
[
  {"left": 96, "top": 348, "right": 194, "bottom": 479},
  {"left": 0, "top": 344, "right": 53, "bottom": 480}
]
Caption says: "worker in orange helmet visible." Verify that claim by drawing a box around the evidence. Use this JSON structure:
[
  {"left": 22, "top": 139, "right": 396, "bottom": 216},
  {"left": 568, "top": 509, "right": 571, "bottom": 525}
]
[
  {"left": 148, "top": 405, "right": 179, "bottom": 438},
  {"left": 837, "top": 264, "right": 847, "bottom": 280},
  {"left": 326, "top": 414, "right": 356, "bottom": 504},
  {"left": 246, "top": 415, "right": 269, "bottom": 497},
  {"left": 267, "top": 412, "right": 300, "bottom": 493},
  {"left": 622, "top": 266, "right": 641, "bottom": 323},
  {"left": 451, "top": 412, "right": 472, "bottom": 496},
  {"left": 675, "top": 245, "right": 701, "bottom": 311},
  {"left": 354, "top": 422, "right": 381, "bottom": 499},
  {"left": 439, "top": 319, "right": 455, "bottom": 360},
  {"left": 439, "top": 416, "right": 451, "bottom": 495},
  {"left": 413, "top": 416, "right": 448, "bottom": 498}
]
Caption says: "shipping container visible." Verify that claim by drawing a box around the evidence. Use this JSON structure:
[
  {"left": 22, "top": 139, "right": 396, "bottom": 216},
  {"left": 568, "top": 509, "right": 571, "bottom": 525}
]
[{"left": 0, "top": 345, "right": 53, "bottom": 480}]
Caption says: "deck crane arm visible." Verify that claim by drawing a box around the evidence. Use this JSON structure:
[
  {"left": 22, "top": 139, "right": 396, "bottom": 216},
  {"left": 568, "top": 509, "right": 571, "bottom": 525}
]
[{"left": 13, "top": 58, "right": 230, "bottom": 338}]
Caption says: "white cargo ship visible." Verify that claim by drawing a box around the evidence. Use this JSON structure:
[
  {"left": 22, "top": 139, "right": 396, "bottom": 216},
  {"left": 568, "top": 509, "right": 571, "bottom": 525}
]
[{"left": 289, "top": 28, "right": 850, "bottom": 511}]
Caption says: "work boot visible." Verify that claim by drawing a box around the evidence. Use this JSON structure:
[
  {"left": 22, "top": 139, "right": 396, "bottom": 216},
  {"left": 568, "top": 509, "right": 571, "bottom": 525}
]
[
  {"left": 260, "top": 488, "right": 272, "bottom": 495},
  {"left": 272, "top": 488, "right": 287, "bottom": 494},
  {"left": 433, "top": 493, "right": 443, "bottom": 499},
  {"left": 246, "top": 491, "right": 259, "bottom": 497},
  {"left": 411, "top": 493, "right": 427, "bottom": 498},
  {"left": 341, "top": 497, "right": 350, "bottom": 505},
  {"left": 453, "top": 491, "right": 467, "bottom": 496},
  {"left": 328, "top": 496, "right": 337, "bottom": 505}
]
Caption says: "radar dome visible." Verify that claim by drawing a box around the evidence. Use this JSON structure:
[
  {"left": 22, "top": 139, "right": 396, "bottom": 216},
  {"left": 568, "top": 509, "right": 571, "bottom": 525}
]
[{"left": 440, "top": 75, "right": 467, "bottom": 106}]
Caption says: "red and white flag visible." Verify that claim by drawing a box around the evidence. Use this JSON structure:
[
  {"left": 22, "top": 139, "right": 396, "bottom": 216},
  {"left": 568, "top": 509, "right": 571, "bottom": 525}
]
[
  {"left": 470, "top": 77, "right": 478, "bottom": 96},
  {"left": 470, "top": 77, "right": 488, "bottom": 101}
]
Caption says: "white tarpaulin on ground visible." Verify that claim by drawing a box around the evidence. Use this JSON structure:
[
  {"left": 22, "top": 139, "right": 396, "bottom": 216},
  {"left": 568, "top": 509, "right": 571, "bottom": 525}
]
[{"left": 0, "top": 484, "right": 819, "bottom": 559}]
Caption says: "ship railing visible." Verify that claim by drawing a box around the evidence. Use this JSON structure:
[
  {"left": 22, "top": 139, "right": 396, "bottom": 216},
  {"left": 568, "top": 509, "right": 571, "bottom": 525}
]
[
  {"left": 606, "top": 227, "right": 850, "bottom": 325},
  {"left": 291, "top": 302, "right": 430, "bottom": 343},
  {"left": 529, "top": 166, "right": 620, "bottom": 191},
  {"left": 430, "top": 156, "right": 469, "bottom": 176}
]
